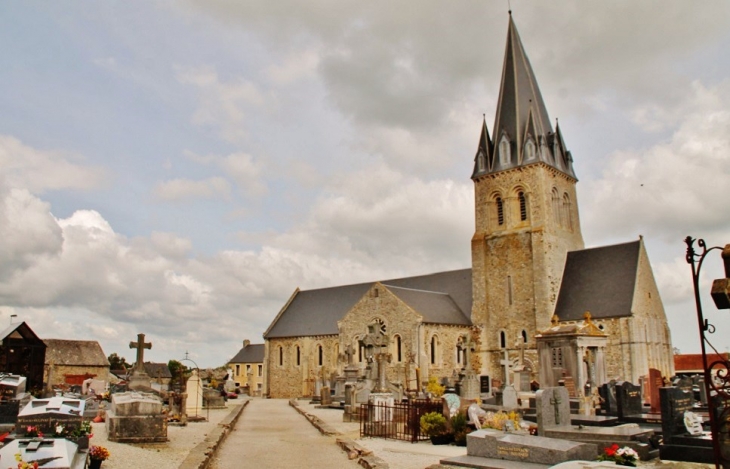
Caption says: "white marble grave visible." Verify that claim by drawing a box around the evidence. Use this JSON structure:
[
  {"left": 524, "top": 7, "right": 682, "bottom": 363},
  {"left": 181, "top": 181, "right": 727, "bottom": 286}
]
[{"left": 186, "top": 370, "right": 204, "bottom": 417}]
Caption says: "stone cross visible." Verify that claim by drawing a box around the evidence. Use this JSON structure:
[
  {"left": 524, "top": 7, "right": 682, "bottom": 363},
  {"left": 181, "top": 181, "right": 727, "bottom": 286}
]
[
  {"left": 499, "top": 349, "right": 512, "bottom": 386},
  {"left": 129, "top": 333, "right": 152, "bottom": 372},
  {"left": 550, "top": 395, "right": 562, "bottom": 425}
]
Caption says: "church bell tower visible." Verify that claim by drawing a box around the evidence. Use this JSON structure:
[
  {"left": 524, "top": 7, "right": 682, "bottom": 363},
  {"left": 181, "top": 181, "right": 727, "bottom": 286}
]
[{"left": 470, "top": 14, "right": 584, "bottom": 379}]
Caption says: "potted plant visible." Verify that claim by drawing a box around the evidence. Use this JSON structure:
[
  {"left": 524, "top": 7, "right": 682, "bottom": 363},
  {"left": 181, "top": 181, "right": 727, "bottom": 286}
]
[
  {"left": 88, "top": 445, "right": 110, "bottom": 469},
  {"left": 450, "top": 411, "right": 470, "bottom": 446},
  {"left": 420, "top": 411, "right": 452, "bottom": 445}
]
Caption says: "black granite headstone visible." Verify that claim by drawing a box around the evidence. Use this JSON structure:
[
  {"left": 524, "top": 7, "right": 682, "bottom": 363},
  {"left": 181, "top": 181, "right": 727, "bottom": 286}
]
[
  {"left": 480, "top": 375, "right": 490, "bottom": 394},
  {"left": 675, "top": 377, "right": 695, "bottom": 405},
  {"left": 599, "top": 380, "right": 618, "bottom": 416},
  {"left": 616, "top": 381, "right": 642, "bottom": 419},
  {"left": 660, "top": 386, "right": 693, "bottom": 442}
]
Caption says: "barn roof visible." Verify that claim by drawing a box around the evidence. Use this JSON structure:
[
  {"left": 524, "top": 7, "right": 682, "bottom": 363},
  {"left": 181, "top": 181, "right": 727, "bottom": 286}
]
[{"left": 43, "top": 339, "right": 109, "bottom": 367}]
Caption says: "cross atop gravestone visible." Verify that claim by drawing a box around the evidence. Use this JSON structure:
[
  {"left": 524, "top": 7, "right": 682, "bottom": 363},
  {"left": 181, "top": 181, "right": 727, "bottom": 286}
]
[
  {"left": 500, "top": 349, "right": 512, "bottom": 386},
  {"left": 343, "top": 344, "right": 356, "bottom": 366},
  {"left": 129, "top": 333, "right": 152, "bottom": 373}
]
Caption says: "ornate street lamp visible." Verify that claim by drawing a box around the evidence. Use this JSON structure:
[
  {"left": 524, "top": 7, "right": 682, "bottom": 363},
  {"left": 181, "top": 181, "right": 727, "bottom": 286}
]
[{"left": 685, "top": 236, "right": 730, "bottom": 468}]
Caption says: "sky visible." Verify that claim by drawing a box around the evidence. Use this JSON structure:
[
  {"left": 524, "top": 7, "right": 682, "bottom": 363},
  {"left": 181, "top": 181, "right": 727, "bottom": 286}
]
[{"left": 1, "top": 1, "right": 729, "bottom": 369}]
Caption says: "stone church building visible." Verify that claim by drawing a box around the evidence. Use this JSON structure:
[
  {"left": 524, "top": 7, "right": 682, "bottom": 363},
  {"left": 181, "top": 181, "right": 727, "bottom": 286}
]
[{"left": 261, "top": 15, "right": 673, "bottom": 399}]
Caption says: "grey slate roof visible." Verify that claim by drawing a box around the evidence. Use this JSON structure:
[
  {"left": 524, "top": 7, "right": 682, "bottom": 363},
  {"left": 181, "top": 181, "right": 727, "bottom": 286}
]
[
  {"left": 472, "top": 14, "right": 576, "bottom": 180},
  {"left": 44, "top": 339, "right": 109, "bottom": 367},
  {"left": 0, "top": 321, "right": 44, "bottom": 344},
  {"left": 143, "top": 362, "right": 172, "bottom": 379},
  {"left": 264, "top": 269, "right": 472, "bottom": 339},
  {"left": 386, "top": 286, "right": 471, "bottom": 326},
  {"left": 554, "top": 240, "right": 641, "bottom": 321},
  {"left": 229, "top": 343, "right": 265, "bottom": 364}
]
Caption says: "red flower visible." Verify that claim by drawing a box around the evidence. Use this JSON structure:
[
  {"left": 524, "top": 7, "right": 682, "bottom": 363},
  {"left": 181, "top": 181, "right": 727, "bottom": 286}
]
[{"left": 605, "top": 443, "right": 619, "bottom": 457}]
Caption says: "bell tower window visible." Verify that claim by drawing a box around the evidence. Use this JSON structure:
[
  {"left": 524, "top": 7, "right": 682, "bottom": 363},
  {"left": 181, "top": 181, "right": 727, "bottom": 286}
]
[
  {"left": 496, "top": 197, "right": 504, "bottom": 226},
  {"left": 518, "top": 191, "right": 528, "bottom": 221}
]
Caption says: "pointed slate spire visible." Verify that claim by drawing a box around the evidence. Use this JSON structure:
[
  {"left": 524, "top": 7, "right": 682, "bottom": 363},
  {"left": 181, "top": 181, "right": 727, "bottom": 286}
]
[
  {"left": 472, "top": 114, "right": 492, "bottom": 177},
  {"left": 474, "top": 14, "right": 576, "bottom": 179}
]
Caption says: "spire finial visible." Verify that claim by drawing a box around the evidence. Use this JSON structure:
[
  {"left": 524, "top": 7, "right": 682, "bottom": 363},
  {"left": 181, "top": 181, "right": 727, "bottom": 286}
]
[{"left": 507, "top": 0, "right": 512, "bottom": 15}]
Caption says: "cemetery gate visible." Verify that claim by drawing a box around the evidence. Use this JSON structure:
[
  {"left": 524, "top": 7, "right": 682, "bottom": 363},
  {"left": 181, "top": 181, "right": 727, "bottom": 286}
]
[{"left": 359, "top": 399, "right": 442, "bottom": 443}]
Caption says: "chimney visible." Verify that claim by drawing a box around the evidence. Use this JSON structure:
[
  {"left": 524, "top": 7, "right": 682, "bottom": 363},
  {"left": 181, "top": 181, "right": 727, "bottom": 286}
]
[{"left": 243, "top": 339, "right": 251, "bottom": 348}]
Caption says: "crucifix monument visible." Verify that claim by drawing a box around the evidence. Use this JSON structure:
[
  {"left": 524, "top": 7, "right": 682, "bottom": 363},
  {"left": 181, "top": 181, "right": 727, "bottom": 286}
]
[{"left": 128, "top": 333, "right": 153, "bottom": 391}]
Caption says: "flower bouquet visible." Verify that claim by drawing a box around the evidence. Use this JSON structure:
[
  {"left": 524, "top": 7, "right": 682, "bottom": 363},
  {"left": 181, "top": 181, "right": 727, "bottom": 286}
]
[
  {"left": 598, "top": 443, "right": 638, "bottom": 467},
  {"left": 25, "top": 426, "right": 43, "bottom": 438},
  {"left": 88, "top": 445, "right": 110, "bottom": 469}
]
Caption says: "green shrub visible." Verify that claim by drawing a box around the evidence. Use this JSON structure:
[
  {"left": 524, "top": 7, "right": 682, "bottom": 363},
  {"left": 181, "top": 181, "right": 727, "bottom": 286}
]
[
  {"left": 420, "top": 411, "right": 448, "bottom": 437},
  {"left": 451, "top": 411, "right": 470, "bottom": 446}
]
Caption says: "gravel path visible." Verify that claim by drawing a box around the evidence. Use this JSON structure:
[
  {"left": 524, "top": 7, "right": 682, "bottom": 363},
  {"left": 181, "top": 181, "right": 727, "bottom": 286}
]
[
  {"left": 208, "top": 399, "right": 362, "bottom": 469},
  {"left": 88, "top": 399, "right": 244, "bottom": 469}
]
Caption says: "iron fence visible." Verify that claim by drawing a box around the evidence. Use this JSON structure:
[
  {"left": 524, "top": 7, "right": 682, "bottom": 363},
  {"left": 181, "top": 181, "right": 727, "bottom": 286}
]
[{"left": 359, "top": 398, "right": 442, "bottom": 442}]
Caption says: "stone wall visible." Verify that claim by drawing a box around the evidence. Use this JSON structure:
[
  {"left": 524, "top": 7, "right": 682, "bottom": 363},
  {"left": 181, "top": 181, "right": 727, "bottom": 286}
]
[
  {"left": 472, "top": 163, "right": 584, "bottom": 378},
  {"left": 266, "top": 335, "right": 339, "bottom": 399},
  {"left": 44, "top": 365, "right": 110, "bottom": 387}
]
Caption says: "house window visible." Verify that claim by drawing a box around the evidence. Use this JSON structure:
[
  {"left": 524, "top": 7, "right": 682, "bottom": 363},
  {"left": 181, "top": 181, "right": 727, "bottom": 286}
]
[
  {"left": 235, "top": 365, "right": 240, "bottom": 377},
  {"left": 258, "top": 365, "right": 262, "bottom": 377},
  {"left": 246, "top": 364, "right": 251, "bottom": 374},
  {"left": 500, "top": 331, "right": 506, "bottom": 349},
  {"left": 518, "top": 191, "right": 528, "bottom": 221}
]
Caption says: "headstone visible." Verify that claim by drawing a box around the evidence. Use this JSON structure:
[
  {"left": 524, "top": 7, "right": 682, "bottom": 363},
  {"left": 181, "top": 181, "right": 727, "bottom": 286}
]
[
  {"left": 676, "top": 377, "right": 695, "bottom": 405},
  {"left": 17, "top": 397, "right": 84, "bottom": 435},
  {"left": 660, "top": 386, "right": 695, "bottom": 442},
  {"left": 128, "top": 333, "right": 153, "bottom": 391},
  {"left": 648, "top": 368, "right": 662, "bottom": 413},
  {"left": 0, "top": 374, "right": 31, "bottom": 425},
  {"left": 536, "top": 386, "right": 570, "bottom": 430},
  {"left": 442, "top": 428, "right": 597, "bottom": 467},
  {"left": 598, "top": 380, "right": 618, "bottom": 416},
  {"left": 501, "top": 384, "right": 518, "bottom": 409},
  {"left": 186, "top": 370, "right": 204, "bottom": 417},
  {"left": 106, "top": 391, "right": 167, "bottom": 443},
  {"left": 0, "top": 438, "right": 85, "bottom": 469},
  {"left": 321, "top": 386, "right": 333, "bottom": 406},
  {"left": 459, "top": 370, "right": 480, "bottom": 400},
  {"left": 203, "top": 388, "right": 226, "bottom": 409},
  {"left": 616, "top": 381, "right": 642, "bottom": 419},
  {"left": 479, "top": 375, "right": 490, "bottom": 394}
]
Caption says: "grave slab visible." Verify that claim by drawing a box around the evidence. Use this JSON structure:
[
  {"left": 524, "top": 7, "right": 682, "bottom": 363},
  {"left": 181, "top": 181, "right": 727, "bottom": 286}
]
[
  {"left": 17, "top": 397, "right": 84, "bottom": 435},
  {"left": 0, "top": 438, "right": 85, "bottom": 469},
  {"left": 106, "top": 391, "right": 167, "bottom": 443}
]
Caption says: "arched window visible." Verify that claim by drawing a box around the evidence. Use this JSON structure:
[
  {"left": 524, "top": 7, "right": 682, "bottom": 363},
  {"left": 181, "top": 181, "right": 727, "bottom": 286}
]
[
  {"left": 525, "top": 140, "right": 536, "bottom": 160},
  {"left": 358, "top": 339, "right": 364, "bottom": 363},
  {"left": 278, "top": 346, "right": 283, "bottom": 366},
  {"left": 430, "top": 336, "right": 438, "bottom": 365},
  {"left": 499, "top": 137, "right": 511, "bottom": 166},
  {"left": 496, "top": 197, "right": 504, "bottom": 226},
  {"left": 394, "top": 335, "right": 402, "bottom": 363},
  {"left": 562, "top": 193, "right": 572, "bottom": 230},
  {"left": 296, "top": 346, "right": 301, "bottom": 366},
  {"left": 551, "top": 188, "right": 561, "bottom": 225},
  {"left": 499, "top": 331, "right": 506, "bottom": 349},
  {"left": 521, "top": 330, "right": 528, "bottom": 343},
  {"left": 456, "top": 340, "right": 462, "bottom": 365},
  {"left": 318, "top": 345, "right": 323, "bottom": 366},
  {"left": 518, "top": 191, "right": 528, "bottom": 221}
]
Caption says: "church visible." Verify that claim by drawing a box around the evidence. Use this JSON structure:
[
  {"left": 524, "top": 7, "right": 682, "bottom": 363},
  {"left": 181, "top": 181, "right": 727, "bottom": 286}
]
[{"left": 261, "top": 15, "right": 674, "bottom": 399}]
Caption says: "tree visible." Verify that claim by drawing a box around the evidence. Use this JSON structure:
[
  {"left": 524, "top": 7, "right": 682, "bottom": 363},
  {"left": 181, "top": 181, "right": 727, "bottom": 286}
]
[
  {"left": 108, "top": 353, "right": 131, "bottom": 370},
  {"left": 168, "top": 360, "right": 186, "bottom": 381}
]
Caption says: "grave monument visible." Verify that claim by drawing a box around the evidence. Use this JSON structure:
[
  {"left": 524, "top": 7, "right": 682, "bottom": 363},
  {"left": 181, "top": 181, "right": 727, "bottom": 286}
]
[
  {"left": 128, "top": 333, "right": 153, "bottom": 391},
  {"left": 106, "top": 391, "right": 167, "bottom": 443}
]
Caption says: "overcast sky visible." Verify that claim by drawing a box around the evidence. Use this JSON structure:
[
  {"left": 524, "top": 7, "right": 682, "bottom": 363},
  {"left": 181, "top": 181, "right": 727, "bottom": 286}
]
[{"left": 1, "top": 1, "right": 729, "bottom": 368}]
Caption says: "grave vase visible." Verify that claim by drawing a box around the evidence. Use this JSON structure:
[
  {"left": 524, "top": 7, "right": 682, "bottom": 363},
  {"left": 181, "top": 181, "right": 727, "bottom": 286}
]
[{"left": 89, "top": 459, "right": 103, "bottom": 469}]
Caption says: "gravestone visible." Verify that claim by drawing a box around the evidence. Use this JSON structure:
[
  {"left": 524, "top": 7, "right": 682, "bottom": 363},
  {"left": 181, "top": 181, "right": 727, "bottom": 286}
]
[
  {"left": 648, "top": 368, "right": 663, "bottom": 413},
  {"left": 0, "top": 438, "right": 85, "bottom": 469},
  {"left": 186, "top": 370, "right": 204, "bottom": 417},
  {"left": 320, "top": 386, "right": 333, "bottom": 406},
  {"left": 659, "top": 386, "right": 713, "bottom": 464},
  {"left": 459, "top": 371, "right": 480, "bottom": 400},
  {"left": 203, "top": 388, "right": 226, "bottom": 409},
  {"left": 441, "top": 428, "right": 597, "bottom": 467},
  {"left": 501, "top": 384, "right": 518, "bottom": 409},
  {"left": 676, "top": 376, "right": 695, "bottom": 405},
  {"left": 598, "top": 380, "right": 617, "bottom": 416},
  {"left": 128, "top": 333, "right": 153, "bottom": 391},
  {"left": 616, "top": 381, "right": 642, "bottom": 419},
  {"left": 479, "top": 375, "right": 490, "bottom": 394},
  {"left": 106, "top": 391, "right": 167, "bottom": 443},
  {"left": 17, "top": 396, "right": 84, "bottom": 435},
  {"left": 536, "top": 386, "right": 571, "bottom": 430},
  {"left": 0, "top": 374, "right": 31, "bottom": 425}
]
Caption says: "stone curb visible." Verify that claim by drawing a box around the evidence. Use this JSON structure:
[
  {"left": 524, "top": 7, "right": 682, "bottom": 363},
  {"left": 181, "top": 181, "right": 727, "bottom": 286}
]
[
  {"left": 178, "top": 399, "right": 249, "bottom": 469},
  {"left": 289, "top": 400, "right": 389, "bottom": 469}
]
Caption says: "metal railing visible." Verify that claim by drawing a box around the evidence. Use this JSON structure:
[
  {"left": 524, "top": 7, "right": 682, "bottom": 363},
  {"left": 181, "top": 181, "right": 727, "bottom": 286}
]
[{"left": 359, "top": 398, "right": 442, "bottom": 442}]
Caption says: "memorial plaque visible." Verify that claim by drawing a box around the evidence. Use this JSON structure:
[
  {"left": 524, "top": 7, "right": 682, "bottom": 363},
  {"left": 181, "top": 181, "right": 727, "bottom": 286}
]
[
  {"left": 616, "top": 381, "right": 642, "bottom": 419},
  {"left": 480, "top": 375, "right": 490, "bottom": 394}
]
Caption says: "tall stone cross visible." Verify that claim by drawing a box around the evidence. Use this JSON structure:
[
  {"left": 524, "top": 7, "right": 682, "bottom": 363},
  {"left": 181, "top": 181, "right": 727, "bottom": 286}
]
[
  {"left": 343, "top": 344, "right": 356, "bottom": 366},
  {"left": 129, "top": 333, "right": 152, "bottom": 373},
  {"left": 550, "top": 394, "right": 562, "bottom": 425},
  {"left": 499, "top": 349, "right": 511, "bottom": 386}
]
